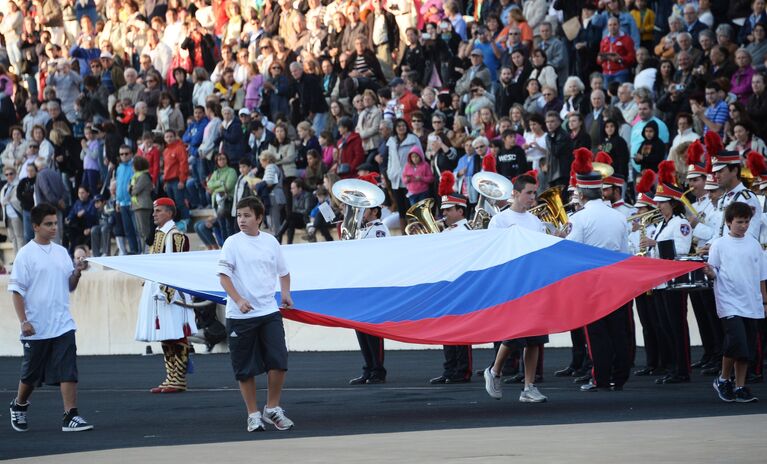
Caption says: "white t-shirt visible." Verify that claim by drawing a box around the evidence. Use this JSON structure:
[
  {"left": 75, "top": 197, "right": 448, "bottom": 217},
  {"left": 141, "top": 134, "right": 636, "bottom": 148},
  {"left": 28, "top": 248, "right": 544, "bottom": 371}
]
[
  {"left": 8, "top": 240, "right": 76, "bottom": 340},
  {"left": 708, "top": 234, "right": 767, "bottom": 319},
  {"left": 217, "top": 231, "right": 289, "bottom": 319},
  {"left": 488, "top": 209, "right": 546, "bottom": 233}
]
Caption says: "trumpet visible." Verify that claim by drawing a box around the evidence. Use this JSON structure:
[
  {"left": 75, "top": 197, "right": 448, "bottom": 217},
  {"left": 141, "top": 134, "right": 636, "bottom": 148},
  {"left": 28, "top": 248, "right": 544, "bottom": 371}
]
[{"left": 681, "top": 187, "right": 706, "bottom": 224}]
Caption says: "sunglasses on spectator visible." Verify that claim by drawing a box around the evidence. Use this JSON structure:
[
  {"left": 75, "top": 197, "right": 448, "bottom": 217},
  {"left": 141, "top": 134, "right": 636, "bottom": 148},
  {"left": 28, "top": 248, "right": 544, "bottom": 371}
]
[
  {"left": 119, "top": 151, "right": 132, "bottom": 156},
  {"left": 412, "top": 119, "right": 423, "bottom": 123},
  {"left": 271, "top": 66, "right": 281, "bottom": 70},
  {"left": 474, "top": 144, "right": 486, "bottom": 148},
  {"left": 261, "top": 45, "right": 271, "bottom": 50},
  {"left": 432, "top": 120, "right": 443, "bottom": 124}
]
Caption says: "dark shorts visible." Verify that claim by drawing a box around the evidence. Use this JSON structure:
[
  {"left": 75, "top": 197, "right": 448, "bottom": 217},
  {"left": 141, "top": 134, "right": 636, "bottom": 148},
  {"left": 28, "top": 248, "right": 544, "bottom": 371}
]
[
  {"left": 502, "top": 334, "right": 549, "bottom": 348},
  {"left": 20, "top": 330, "right": 78, "bottom": 387},
  {"left": 721, "top": 316, "right": 757, "bottom": 361},
  {"left": 227, "top": 312, "right": 288, "bottom": 381}
]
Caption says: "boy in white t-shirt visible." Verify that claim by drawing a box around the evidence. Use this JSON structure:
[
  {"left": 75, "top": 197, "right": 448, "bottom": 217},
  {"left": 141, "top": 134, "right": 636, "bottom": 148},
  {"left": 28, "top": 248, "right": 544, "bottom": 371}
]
[
  {"left": 217, "top": 197, "right": 295, "bottom": 432},
  {"left": 705, "top": 202, "right": 767, "bottom": 403},
  {"left": 8, "top": 203, "right": 93, "bottom": 433}
]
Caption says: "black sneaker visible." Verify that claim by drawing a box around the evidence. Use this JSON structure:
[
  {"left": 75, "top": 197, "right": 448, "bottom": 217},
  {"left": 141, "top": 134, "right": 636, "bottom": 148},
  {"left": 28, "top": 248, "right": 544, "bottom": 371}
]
[
  {"left": 734, "top": 387, "right": 759, "bottom": 403},
  {"left": 713, "top": 377, "right": 735, "bottom": 403},
  {"left": 10, "top": 399, "right": 29, "bottom": 432},
  {"left": 62, "top": 408, "right": 94, "bottom": 432}
]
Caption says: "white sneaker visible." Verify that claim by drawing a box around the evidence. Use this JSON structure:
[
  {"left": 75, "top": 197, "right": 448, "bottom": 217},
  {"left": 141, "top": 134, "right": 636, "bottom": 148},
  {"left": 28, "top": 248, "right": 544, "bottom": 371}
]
[
  {"left": 519, "top": 385, "right": 547, "bottom": 403},
  {"left": 247, "top": 412, "right": 265, "bottom": 432},
  {"left": 263, "top": 406, "right": 294, "bottom": 431},
  {"left": 484, "top": 367, "right": 502, "bottom": 400}
]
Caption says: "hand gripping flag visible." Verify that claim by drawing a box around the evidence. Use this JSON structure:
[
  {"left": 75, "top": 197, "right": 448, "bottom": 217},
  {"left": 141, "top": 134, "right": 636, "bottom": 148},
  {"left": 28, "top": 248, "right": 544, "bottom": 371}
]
[{"left": 91, "top": 228, "right": 702, "bottom": 345}]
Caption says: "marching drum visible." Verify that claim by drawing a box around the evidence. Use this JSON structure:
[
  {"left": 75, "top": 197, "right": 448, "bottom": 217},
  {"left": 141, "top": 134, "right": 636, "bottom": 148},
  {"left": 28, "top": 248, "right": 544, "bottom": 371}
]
[{"left": 667, "top": 255, "right": 711, "bottom": 291}]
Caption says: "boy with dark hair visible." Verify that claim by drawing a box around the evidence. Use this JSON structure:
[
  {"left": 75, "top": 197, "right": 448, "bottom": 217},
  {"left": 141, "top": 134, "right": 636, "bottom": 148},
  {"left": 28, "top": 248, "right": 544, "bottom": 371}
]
[
  {"left": 9, "top": 203, "right": 92, "bottom": 432},
  {"left": 706, "top": 202, "right": 767, "bottom": 403},
  {"left": 218, "top": 196, "right": 294, "bottom": 432}
]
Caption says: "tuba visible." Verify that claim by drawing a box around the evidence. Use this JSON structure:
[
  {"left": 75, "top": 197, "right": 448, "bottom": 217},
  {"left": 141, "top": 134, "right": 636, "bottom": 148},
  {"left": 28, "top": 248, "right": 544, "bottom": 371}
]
[
  {"left": 469, "top": 172, "right": 513, "bottom": 229},
  {"left": 528, "top": 186, "right": 569, "bottom": 232},
  {"left": 332, "top": 179, "right": 386, "bottom": 240},
  {"left": 405, "top": 197, "right": 444, "bottom": 235}
]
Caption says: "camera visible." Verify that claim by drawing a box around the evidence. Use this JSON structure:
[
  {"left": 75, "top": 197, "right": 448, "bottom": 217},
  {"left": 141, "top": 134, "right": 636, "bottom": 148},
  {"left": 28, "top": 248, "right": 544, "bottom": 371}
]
[{"left": 673, "top": 84, "right": 685, "bottom": 92}]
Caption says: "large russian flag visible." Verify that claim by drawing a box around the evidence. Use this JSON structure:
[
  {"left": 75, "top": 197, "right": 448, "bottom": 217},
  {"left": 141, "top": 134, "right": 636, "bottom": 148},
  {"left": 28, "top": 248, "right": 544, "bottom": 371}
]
[{"left": 91, "top": 228, "right": 702, "bottom": 345}]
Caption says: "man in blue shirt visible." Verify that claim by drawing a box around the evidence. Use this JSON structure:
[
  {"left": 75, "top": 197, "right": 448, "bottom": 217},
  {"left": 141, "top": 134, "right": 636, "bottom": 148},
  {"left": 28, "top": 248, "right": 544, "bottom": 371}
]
[{"left": 692, "top": 82, "right": 729, "bottom": 137}]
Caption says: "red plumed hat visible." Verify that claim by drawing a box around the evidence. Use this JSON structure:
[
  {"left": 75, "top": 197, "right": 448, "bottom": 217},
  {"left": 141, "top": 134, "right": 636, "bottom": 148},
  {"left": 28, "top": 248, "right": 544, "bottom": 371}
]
[
  {"left": 704, "top": 131, "right": 723, "bottom": 157},
  {"left": 358, "top": 173, "right": 380, "bottom": 186},
  {"left": 746, "top": 151, "right": 767, "bottom": 177},
  {"left": 636, "top": 169, "right": 656, "bottom": 194},
  {"left": 572, "top": 147, "right": 594, "bottom": 174},
  {"left": 658, "top": 160, "right": 677, "bottom": 186},
  {"left": 686, "top": 139, "right": 705, "bottom": 165},
  {"left": 594, "top": 151, "right": 613, "bottom": 165},
  {"left": 482, "top": 155, "right": 497, "bottom": 173},
  {"left": 525, "top": 169, "right": 539, "bottom": 183},
  {"left": 438, "top": 170, "right": 456, "bottom": 196}
]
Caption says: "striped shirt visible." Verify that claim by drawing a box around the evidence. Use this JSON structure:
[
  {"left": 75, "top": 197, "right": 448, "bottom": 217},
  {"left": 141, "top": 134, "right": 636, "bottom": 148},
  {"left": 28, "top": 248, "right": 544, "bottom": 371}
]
[{"left": 704, "top": 100, "right": 729, "bottom": 136}]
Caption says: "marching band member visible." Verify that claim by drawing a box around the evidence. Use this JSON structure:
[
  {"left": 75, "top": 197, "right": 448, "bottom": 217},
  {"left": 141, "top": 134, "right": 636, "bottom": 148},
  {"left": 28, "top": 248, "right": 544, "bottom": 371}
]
[
  {"left": 640, "top": 161, "right": 693, "bottom": 385},
  {"left": 565, "top": 155, "right": 632, "bottom": 392},
  {"left": 747, "top": 153, "right": 767, "bottom": 248},
  {"left": 556, "top": 150, "right": 595, "bottom": 382},
  {"left": 707, "top": 151, "right": 762, "bottom": 242},
  {"left": 596, "top": 151, "right": 634, "bottom": 218},
  {"left": 630, "top": 170, "right": 667, "bottom": 377},
  {"left": 349, "top": 174, "right": 390, "bottom": 385},
  {"left": 484, "top": 173, "right": 549, "bottom": 403},
  {"left": 430, "top": 172, "right": 473, "bottom": 384},
  {"left": 685, "top": 142, "right": 724, "bottom": 373},
  {"left": 134, "top": 198, "right": 195, "bottom": 393},
  {"left": 745, "top": 152, "right": 767, "bottom": 383}
]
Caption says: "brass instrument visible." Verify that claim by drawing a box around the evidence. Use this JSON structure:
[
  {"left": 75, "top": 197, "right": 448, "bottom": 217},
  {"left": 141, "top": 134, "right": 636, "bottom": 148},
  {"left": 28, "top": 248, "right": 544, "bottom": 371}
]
[
  {"left": 680, "top": 187, "right": 705, "bottom": 224},
  {"left": 404, "top": 198, "right": 445, "bottom": 235},
  {"left": 742, "top": 166, "right": 755, "bottom": 190},
  {"left": 332, "top": 179, "right": 386, "bottom": 240},
  {"left": 627, "top": 209, "right": 663, "bottom": 256},
  {"left": 528, "top": 186, "right": 569, "bottom": 232},
  {"left": 469, "top": 172, "right": 513, "bottom": 229},
  {"left": 592, "top": 162, "right": 615, "bottom": 179}
]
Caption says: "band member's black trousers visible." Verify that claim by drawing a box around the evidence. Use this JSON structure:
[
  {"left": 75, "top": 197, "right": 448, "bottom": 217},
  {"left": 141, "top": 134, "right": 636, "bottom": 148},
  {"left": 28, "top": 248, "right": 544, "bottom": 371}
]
[
  {"left": 568, "top": 328, "right": 590, "bottom": 371},
  {"left": 635, "top": 293, "right": 667, "bottom": 369},
  {"left": 355, "top": 330, "right": 386, "bottom": 380},
  {"left": 654, "top": 290, "right": 691, "bottom": 378},
  {"left": 584, "top": 303, "right": 631, "bottom": 388},
  {"left": 689, "top": 289, "right": 723, "bottom": 365},
  {"left": 442, "top": 345, "right": 472, "bottom": 380}
]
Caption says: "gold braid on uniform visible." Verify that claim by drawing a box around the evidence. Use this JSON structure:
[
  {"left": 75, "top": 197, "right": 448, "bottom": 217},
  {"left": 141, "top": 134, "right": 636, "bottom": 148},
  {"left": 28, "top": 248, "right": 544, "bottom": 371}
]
[{"left": 152, "top": 230, "right": 166, "bottom": 254}]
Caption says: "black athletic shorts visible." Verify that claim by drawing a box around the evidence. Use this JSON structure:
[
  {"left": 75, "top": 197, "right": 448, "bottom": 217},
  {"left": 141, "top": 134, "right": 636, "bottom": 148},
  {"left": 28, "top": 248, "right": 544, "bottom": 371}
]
[
  {"left": 227, "top": 312, "right": 288, "bottom": 381},
  {"left": 721, "top": 316, "right": 757, "bottom": 361},
  {"left": 20, "top": 330, "right": 78, "bottom": 387},
  {"left": 502, "top": 334, "right": 550, "bottom": 348}
]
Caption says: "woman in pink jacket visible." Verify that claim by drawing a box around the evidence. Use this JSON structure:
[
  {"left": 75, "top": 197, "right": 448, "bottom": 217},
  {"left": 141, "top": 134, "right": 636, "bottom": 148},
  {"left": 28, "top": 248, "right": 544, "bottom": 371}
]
[{"left": 402, "top": 146, "right": 434, "bottom": 205}]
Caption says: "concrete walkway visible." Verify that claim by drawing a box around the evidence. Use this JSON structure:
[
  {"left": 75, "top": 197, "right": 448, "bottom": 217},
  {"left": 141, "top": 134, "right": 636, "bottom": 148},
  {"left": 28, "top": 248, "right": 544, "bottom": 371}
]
[{"left": 6, "top": 414, "right": 765, "bottom": 464}]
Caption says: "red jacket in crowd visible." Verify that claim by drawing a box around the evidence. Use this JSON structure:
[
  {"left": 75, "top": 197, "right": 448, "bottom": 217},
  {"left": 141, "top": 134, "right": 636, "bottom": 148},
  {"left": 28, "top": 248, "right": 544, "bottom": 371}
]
[
  {"left": 336, "top": 131, "right": 364, "bottom": 179},
  {"left": 597, "top": 33, "right": 635, "bottom": 76},
  {"left": 163, "top": 140, "right": 189, "bottom": 184}
]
